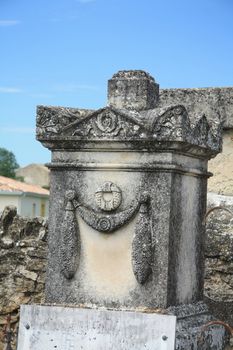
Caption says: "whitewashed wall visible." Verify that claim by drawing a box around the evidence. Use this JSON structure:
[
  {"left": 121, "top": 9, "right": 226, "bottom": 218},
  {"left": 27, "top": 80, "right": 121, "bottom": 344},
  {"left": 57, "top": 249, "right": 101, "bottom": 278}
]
[
  {"left": 0, "top": 193, "right": 49, "bottom": 218},
  {"left": 0, "top": 194, "right": 20, "bottom": 213},
  {"left": 20, "top": 195, "right": 49, "bottom": 217}
]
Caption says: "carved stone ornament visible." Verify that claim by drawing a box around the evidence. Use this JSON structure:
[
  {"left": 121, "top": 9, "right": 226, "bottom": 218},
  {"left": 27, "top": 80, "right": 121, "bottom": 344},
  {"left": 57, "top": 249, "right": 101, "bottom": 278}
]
[
  {"left": 60, "top": 190, "right": 153, "bottom": 284},
  {"left": 96, "top": 110, "right": 119, "bottom": 134},
  {"left": 74, "top": 198, "right": 138, "bottom": 233},
  {"left": 60, "top": 190, "right": 80, "bottom": 280},
  {"left": 95, "top": 182, "right": 122, "bottom": 211},
  {"left": 70, "top": 107, "right": 144, "bottom": 139},
  {"left": 36, "top": 104, "right": 222, "bottom": 154},
  {"left": 131, "top": 192, "right": 152, "bottom": 284}
]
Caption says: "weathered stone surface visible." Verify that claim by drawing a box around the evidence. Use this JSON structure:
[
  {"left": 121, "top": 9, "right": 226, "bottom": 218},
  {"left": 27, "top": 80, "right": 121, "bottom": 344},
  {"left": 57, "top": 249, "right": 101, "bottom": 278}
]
[
  {"left": 36, "top": 71, "right": 221, "bottom": 312},
  {"left": 17, "top": 305, "right": 176, "bottom": 350},
  {"left": 37, "top": 72, "right": 223, "bottom": 157},
  {"left": 31, "top": 70, "right": 231, "bottom": 349},
  {"left": 37, "top": 104, "right": 222, "bottom": 156},
  {"left": 205, "top": 198, "right": 233, "bottom": 262},
  {"left": 208, "top": 130, "right": 233, "bottom": 195},
  {"left": 0, "top": 71, "right": 232, "bottom": 350},
  {"left": 0, "top": 208, "right": 47, "bottom": 350},
  {"left": 0, "top": 203, "right": 232, "bottom": 349},
  {"left": 0, "top": 205, "right": 17, "bottom": 234},
  {"left": 168, "top": 302, "right": 228, "bottom": 350},
  {"left": 208, "top": 192, "right": 233, "bottom": 207},
  {"left": 36, "top": 105, "right": 93, "bottom": 139},
  {"left": 108, "top": 70, "right": 159, "bottom": 111},
  {"left": 159, "top": 87, "right": 233, "bottom": 129},
  {"left": 204, "top": 200, "right": 233, "bottom": 325}
]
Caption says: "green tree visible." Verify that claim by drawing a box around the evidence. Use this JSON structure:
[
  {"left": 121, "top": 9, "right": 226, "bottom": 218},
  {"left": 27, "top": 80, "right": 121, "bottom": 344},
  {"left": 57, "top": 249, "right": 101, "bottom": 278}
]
[{"left": 0, "top": 147, "right": 19, "bottom": 179}]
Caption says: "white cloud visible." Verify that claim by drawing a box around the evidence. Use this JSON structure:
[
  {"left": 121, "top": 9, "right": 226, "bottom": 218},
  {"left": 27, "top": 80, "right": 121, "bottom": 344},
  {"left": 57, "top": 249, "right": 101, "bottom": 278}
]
[
  {"left": 0, "top": 20, "right": 21, "bottom": 27},
  {"left": 0, "top": 87, "right": 23, "bottom": 93},
  {"left": 0, "top": 127, "right": 34, "bottom": 134}
]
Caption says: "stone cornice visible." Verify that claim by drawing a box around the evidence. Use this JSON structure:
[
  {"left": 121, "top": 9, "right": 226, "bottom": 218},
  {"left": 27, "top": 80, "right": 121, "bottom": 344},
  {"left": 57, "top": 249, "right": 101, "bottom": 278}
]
[{"left": 36, "top": 104, "right": 222, "bottom": 157}]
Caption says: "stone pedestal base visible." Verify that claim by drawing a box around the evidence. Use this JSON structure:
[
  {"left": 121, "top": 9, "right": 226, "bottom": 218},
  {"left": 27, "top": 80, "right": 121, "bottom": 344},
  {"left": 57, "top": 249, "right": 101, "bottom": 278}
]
[
  {"left": 168, "top": 302, "right": 228, "bottom": 349},
  {"left": 17, "top": 302, "right": 228, "bottom": 350}
]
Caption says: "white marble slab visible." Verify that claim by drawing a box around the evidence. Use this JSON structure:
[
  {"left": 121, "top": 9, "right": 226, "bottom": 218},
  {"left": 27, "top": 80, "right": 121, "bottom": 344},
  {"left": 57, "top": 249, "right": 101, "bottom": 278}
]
[{"left": 17, "top": 305, "right": 176, "bottom": 350}]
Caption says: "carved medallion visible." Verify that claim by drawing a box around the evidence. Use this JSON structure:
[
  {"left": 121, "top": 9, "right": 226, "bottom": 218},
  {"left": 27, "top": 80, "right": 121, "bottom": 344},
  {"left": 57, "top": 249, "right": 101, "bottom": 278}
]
[
  {"left": 94, "top": 110, "right": 123, "bottom": 137},
  {"left": 96, "top": 111, "right": 118, "bottom": 133},
  {"left": 95, "top": 182, "right": 122, "bottom": 211}
]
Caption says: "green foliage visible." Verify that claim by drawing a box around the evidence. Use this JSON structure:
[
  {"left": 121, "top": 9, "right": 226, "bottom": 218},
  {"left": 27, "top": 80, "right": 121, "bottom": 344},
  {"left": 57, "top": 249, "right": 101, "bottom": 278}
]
[
  {"left": 16, "top": 175, "right": 24, "bottom": 182},
  {"left": 0, "top": 147, "right": 19, "bottom": 179}
]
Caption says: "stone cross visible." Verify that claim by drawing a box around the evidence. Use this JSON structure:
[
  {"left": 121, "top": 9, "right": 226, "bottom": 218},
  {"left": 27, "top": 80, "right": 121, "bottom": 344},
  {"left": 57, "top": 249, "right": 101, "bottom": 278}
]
[{"left": 36, "top": 70, "right": 226, "bottom": 349}]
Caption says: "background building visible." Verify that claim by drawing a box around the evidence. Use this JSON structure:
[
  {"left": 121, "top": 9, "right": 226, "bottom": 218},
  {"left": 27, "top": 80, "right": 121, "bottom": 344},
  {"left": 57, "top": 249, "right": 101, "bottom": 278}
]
[
  {"left": 15, "top": 163, "right": 50, "bottom": 189},
  {"left": 0, "top": 175, "right": 49, "bottom": 217}
]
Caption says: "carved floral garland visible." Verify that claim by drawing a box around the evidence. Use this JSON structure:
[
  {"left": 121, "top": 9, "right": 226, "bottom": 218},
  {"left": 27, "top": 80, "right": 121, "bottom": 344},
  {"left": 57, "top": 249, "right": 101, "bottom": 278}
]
[{"left": 60, "top": 190, "right": 152, "bottom": 284}]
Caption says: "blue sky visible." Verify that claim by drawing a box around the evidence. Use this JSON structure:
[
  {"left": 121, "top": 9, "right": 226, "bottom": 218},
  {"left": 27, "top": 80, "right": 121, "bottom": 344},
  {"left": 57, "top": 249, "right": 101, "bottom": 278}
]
[{"left": 0, "top": 0, "right": 233, "bottom": 166}]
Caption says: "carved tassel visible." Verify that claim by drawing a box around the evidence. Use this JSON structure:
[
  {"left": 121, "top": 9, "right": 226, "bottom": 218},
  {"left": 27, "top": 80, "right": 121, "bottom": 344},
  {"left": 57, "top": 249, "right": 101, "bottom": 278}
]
[
  {"left": 60, "top": 191, "right": 80, "bottom": 279},
  {"left": 132, "top": 193, "right": 152, "bottom": 284}
]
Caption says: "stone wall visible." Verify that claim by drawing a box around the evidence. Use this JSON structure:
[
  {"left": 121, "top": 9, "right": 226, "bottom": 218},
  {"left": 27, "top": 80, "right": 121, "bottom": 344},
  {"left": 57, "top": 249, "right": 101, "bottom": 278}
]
[
  {"left": 0, "top": 207, "right": 47, "bottom": 349},
  {"left": 0, "top": 204, "right": 232, "bottom": 348},
  {"left": 159, "top": 87, "right": 233, "bottom": 129},
  {"left": 205, "top": 194, "right": 233, "bottom": 326},
  {"left": 208, "top": 129, "right": 233, "bottom": 196},
  {"left": 159, "top": 87, "right": 233, "bottom": 197}
]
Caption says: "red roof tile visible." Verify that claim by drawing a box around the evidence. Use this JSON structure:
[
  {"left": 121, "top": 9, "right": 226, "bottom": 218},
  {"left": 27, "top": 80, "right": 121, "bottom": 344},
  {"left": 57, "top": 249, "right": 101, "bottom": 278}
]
[{"left": 0, "top": 176, "right": 49, "bottom": 196}]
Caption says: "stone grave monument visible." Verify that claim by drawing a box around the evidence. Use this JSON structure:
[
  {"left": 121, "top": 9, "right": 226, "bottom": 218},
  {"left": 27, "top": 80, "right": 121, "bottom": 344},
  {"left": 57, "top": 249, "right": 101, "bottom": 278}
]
[{"left": 18, "top": 70, "right": 227, "bottom": 349}]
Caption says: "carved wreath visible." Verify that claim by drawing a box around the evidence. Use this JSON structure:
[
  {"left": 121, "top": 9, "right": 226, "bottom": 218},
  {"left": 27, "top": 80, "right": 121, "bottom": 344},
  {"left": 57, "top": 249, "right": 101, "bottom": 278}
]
[{"left": 95, "top": 181, "right": 122, "bottom": 211}]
